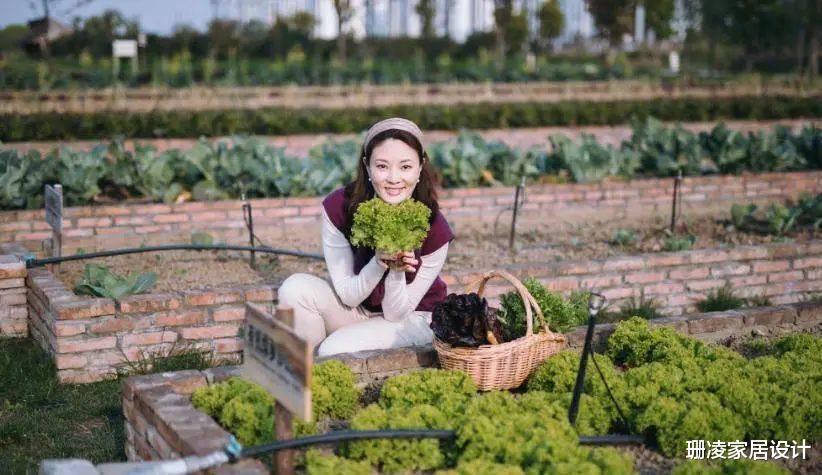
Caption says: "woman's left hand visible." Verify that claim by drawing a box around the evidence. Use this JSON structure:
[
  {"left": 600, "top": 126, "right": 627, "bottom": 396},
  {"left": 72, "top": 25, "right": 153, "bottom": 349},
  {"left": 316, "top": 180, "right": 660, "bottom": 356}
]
[{"left": 398, "top": 251, "right": 418, "bottom": 273}]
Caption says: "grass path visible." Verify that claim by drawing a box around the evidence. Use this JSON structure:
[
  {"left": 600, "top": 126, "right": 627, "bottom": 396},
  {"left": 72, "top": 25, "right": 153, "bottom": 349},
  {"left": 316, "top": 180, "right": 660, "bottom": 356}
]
[{"left": 0, "top": 338, "right": 126, "bottom": 473}]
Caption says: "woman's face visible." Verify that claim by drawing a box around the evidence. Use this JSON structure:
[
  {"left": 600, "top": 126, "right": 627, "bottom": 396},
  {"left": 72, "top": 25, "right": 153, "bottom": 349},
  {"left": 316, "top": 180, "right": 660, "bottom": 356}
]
[{"left": 367, "top": 138, "right": 422, "bottom": 205}]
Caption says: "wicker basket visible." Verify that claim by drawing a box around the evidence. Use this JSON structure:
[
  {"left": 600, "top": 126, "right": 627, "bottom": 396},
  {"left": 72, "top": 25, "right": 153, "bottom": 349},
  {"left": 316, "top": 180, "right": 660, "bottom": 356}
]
[{"left": 433, "top": 270, "right": 567, "bottom": 391}]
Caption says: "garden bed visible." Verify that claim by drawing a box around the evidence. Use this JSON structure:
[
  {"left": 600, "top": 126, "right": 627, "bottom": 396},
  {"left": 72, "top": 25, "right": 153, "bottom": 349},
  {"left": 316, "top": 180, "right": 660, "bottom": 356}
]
[
  {"left": 433, "top": 209, "right": 818, "bottom": 271},
  {"left": 43, "top": 204, "right": 819, "bottom": 298},
  {"left": 0, "top": 243, "right": 278, "bottom": 384},
  {"left": 54, "top": 250, "right": 326, "bottom": 294},
  {"left": 122, "top": 301, "right": 822, "bottom": 474}
]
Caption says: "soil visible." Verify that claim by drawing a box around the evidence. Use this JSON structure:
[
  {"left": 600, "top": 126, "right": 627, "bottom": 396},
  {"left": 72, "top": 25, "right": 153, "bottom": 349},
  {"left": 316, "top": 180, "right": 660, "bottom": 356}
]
[
  {"left": 442, "top": 212, "right": 817, "bottom": 274},
  {"left": 56, "top": 250, "right": 328, "bottom": 294},
  {"left": 56, "top": 210, "right": 816, "bottom": 295}
]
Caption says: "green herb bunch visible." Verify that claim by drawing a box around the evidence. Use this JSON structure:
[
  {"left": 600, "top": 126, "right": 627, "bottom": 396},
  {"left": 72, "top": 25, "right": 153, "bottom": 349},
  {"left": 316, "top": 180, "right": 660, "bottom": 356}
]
[
  {"left": 498, "top": 278, "right": 589, "bottom": 338},
  {"left": 350, "top": 197, "right": 431, "bottom": 254}
]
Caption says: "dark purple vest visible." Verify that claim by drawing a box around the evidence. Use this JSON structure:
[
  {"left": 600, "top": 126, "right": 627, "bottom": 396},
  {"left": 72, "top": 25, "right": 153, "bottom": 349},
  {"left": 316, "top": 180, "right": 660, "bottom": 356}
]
[{"left": 322, "top": 187, "right": 455, "bottom": 313}]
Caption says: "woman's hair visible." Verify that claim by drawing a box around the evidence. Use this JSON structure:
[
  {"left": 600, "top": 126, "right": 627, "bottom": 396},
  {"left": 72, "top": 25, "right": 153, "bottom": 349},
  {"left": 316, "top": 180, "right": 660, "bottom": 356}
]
[{"left": 342, "top": 128, "right": 441, "bottom": 239}]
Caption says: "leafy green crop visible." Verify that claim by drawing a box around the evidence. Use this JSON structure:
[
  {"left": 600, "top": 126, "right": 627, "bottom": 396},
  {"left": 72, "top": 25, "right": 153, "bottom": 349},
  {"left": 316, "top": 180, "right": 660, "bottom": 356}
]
[
  {"left": 663, "top": 233, "right": 696, "bottom": 252},
  {"left": 191, "top": 378, "right": 275, "bottom": 446},
  {"left": 192, "top": 360, "right": 362, "bottom": 445},
  {"left": 350, "top": 197, "right": 431, "bottom": 254},
  {"left": 730, "top": 194, "right": 822, "bottom": 236},
  {"left": 2, "top": 121, "right": 821, "bottom": 211},
  {"left": 636, "top": 392, "right": 745, "bottom": 457},
  {"left": 311, "top": 360, "right": 361, "bottom": 421},
  {"left": 73, "top": 264, "right": 157, "bottom": 300},
  {"left": 549, "top": 134, "right": 632, "bottom": 183},
  {"left": 378, "top": 369, "right": 476, "bottom": 415},
  {"left": 454, "top": 391, "right": 634, "bottom": 474},
  {"left": 606, "top": 317, "right": 694, "bottom": 367},
  {"left": 612, "top": 228, "right": 638, "bottom": 247},
  {"left": 498, "top": 278, "right": 587, "bottom": 338},
  {"left": 304, "top": 450, "right": 372, "bottom": 475},
  {"left": 436, "top": 459, "right": 525, "bottom": 475},
  {"left": 344, "top": 404, "right": 452, "bottom": 473},
  {"left": 672, "top": 459, "right": 790, "bottom": 475},
  {"left": 596, "top": 319, "right": 822, "bottom": 455}
]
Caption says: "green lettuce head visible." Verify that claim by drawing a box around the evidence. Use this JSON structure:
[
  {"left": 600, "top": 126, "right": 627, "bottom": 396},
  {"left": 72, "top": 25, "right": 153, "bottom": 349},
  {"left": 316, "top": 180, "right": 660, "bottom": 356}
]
[{"left": 350, "top": 197, "right": 431, "bottom": 254}]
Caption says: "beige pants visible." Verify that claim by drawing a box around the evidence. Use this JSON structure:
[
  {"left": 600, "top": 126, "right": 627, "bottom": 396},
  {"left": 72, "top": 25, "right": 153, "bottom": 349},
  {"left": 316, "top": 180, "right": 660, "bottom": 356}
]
[{"left": 277, "top": 273, "right": 434, "bottom": 357}]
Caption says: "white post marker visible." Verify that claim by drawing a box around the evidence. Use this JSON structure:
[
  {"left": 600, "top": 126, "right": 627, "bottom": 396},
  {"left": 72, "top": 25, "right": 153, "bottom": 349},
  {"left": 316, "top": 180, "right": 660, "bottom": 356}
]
[
  {"left": 112, "top": 39, "right": 139, "bottom": 77},
  {"left": 669, "top": 51, "right": 680, "bottom": 74},
  {"left": 241, "top": 303, "right": 311, "bottom": 475},
  {"left": 44, "top": 184, "right": 63, "bottom": 275}
]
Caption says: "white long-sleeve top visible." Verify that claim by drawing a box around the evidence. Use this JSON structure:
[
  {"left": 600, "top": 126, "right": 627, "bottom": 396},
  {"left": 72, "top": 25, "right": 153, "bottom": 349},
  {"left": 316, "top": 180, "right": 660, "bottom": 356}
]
[{"left": 321, "top": 207, "right": 449, "bottom": 322}]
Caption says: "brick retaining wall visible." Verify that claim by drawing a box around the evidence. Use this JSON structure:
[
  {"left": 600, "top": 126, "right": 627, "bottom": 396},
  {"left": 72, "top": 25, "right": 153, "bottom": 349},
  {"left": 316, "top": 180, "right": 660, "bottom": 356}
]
[
  {"left": 122, "top": 301, "right": 822, "bottom": 472},
  {"left": 456, "top": 241, "right": 822, "bottom": 316},
  {"left": 0, "top": 243, "right": 277, "bottom": 384},
  {"left": 0, "top": 249, "right": 27, "bottom": 336},
  {"left": 2, "top": 171, "right": 820, "bottom": 255}
]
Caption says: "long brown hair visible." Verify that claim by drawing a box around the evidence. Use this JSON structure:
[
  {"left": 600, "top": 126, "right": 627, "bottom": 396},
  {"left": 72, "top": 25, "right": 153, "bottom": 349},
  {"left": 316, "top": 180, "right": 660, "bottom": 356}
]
[{"left": 342, "top": 129, "right": 441, "bottom": 240}]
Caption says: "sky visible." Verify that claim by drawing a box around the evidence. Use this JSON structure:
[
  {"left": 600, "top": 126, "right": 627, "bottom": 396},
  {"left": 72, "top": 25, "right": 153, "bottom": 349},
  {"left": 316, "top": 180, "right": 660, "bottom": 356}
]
[{"left": 0, "top": 0, "right": 214, "bottom": 34}]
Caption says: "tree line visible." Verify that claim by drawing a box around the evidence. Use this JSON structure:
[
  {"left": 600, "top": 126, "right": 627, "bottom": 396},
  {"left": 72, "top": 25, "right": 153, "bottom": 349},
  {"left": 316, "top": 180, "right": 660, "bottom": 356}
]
[{"left": 0, "top": 0, "right": 817, "bottom": 75}]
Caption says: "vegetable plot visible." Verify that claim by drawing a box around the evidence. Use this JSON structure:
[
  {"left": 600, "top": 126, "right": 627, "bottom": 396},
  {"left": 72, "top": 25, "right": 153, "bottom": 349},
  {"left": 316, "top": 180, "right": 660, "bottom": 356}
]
[
  {"left": 192, "top": 321, "right": 819, "bottom": 473},
  {"left": 2, "top": 121, "right": 819, "bottom": 210}
]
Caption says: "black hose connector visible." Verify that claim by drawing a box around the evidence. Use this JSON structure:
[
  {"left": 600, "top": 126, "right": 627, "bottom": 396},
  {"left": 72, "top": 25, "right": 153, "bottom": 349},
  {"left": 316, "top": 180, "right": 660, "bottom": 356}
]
[{"left": 25, "top": 244, "right": 323, "bottom": 268}]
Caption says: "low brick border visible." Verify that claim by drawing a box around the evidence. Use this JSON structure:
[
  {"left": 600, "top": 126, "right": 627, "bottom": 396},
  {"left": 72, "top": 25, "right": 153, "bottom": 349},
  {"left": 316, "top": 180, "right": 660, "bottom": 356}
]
[
  {"left": 454, "top": 240, "right": 822, "bottom": 316},
  {"left": 122, "top": 366, "right": 267, "bottom": 474},
  {"left": 2, "top": 171, "right": 820, "bottom": 254},
  {"left": 123, "top": 301, "right": 821, "bottom": 470},
  {"left": 0, "top": 252, "right": 27, "bottom": 336}
]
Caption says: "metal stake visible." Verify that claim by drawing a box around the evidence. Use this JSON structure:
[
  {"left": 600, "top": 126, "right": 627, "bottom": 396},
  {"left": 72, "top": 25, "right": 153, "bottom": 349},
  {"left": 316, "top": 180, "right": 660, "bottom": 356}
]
[
  {"left": 509, "top": 176, "right": 526, "bottom": 251},
  {"left": 569, "top": 293, "right": 606, "bottom": 425},
  {"left": 670, "top": 171, "right": 682, "bottom": 233},
  {"left": 242, "top": 195, "right": 255, "bottom": 270}
]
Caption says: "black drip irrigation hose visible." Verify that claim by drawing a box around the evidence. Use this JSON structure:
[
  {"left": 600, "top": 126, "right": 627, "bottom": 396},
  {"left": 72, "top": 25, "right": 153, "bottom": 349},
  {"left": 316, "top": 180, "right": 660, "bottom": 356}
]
[
  {"left": 578, "top": 435, "right": 645, "bottom": 445},
  {"left": 236, "top": 430, "right": 456, "bottom": 459},
  {"left": 25, "top": 244, "right": 324, "bottom": 268},
  {"left": 230, "top": 428, "right": 643, "bottom": 462}
]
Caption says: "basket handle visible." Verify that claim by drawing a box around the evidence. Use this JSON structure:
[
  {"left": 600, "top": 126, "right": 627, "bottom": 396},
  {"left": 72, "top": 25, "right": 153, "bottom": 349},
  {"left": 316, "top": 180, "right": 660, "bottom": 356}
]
[{"left": 464, "top": 270, "right": 550, "bottom": 337}]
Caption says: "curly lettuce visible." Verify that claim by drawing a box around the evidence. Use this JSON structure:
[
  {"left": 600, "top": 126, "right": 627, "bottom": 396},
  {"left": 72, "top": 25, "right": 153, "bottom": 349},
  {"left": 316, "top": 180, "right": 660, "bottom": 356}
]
[{"left": 350, "top": 197, "right": 431, "bottom": 254}]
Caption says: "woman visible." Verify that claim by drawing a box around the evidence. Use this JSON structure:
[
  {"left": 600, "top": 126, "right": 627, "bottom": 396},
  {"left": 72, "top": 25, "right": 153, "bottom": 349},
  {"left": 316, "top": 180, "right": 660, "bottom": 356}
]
[{"left": 278, "top": 117, "right": 455, "bottom": 357}]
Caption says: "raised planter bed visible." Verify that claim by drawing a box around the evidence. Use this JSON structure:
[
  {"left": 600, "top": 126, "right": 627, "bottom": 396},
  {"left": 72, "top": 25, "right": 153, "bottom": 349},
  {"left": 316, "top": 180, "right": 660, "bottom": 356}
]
[
  {"left": 0, "top": 243, "right": 277, "bottom": 384},
  {"left": 122, "top": 301, "right": 822, "bottom": 473},
  {"left": 2, "top": 233, "right": 821, "bottom": 384},
  {"left": 2, "top": 171, "right": 820, "bottom": 255}
]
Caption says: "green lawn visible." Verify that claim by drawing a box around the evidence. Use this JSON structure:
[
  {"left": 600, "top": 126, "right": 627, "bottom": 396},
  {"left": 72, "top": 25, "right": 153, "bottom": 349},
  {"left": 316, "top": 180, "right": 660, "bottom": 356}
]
[{"left": 0, "top": 338, "right": 126, "bottom": 473}]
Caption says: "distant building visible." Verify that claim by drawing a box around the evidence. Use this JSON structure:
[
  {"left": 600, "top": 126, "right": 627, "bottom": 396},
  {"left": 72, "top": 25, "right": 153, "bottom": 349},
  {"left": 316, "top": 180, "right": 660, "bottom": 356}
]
[
  {"left": 25, "top": 16, "right": 73, "bottom": 53},
  {"left": 218, "top": 0, "right": 683, "bottom": 47}
]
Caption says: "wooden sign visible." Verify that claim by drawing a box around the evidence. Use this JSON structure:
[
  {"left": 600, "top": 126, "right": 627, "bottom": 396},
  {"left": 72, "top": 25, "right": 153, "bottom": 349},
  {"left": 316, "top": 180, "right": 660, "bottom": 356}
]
[
  {"left": 241, "top": 303, "right": 312, "bottom": 422},
  {"left": 44, "top": 184, "right": 63, "bottom": 233}
]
